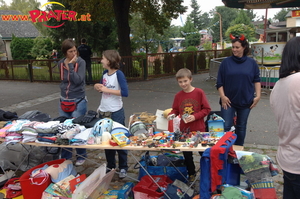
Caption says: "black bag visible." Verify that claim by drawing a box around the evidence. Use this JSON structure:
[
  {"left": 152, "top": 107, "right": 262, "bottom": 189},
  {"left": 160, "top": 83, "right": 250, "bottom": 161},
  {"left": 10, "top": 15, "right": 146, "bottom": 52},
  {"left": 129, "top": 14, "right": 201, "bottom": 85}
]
[{"left": 18, "top": 110, "right": 51, "bottom": 122}]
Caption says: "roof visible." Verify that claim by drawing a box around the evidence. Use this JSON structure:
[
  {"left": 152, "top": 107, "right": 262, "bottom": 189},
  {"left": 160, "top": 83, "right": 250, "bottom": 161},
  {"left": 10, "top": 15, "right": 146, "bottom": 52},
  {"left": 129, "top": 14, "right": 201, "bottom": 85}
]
[
  {"left": 0, "top": 10, "right": 40, "bottom": 40},
  {"left": 222, "top": 0, "right": 300, "bottom": 9}
]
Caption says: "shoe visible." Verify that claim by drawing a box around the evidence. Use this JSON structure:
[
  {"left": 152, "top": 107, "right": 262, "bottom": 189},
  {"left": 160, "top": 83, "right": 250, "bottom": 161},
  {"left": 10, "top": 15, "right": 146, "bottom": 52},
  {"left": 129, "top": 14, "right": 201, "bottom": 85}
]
[
  {"left": 75, "top": 159, "right": 85, "bottom": 166},
  {"left": 189, "top": 174, "right": 195, "bottom": 182},
  {"left": 106, "top": 168, "right": 114, "bottom": 173},
  {"left": 119, "top": 169, "right": 127, "bottom": 179}
]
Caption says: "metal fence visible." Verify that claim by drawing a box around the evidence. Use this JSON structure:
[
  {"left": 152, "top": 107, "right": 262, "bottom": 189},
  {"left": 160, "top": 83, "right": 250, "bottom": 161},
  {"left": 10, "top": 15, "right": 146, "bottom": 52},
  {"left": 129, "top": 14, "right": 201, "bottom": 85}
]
[
  {"left": 207, "top": 57, "right": 227, "bottom": 81},
  {"left": 0, "top": 49, "right": 231, "bottom": 83}
]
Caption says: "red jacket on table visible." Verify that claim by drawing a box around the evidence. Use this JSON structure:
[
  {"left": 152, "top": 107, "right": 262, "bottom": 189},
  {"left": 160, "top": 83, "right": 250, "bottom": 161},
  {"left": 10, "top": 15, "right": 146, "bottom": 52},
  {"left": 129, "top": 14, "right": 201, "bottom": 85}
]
[{"left": 170, "top": 87, "right": 211, "bottom": 132}]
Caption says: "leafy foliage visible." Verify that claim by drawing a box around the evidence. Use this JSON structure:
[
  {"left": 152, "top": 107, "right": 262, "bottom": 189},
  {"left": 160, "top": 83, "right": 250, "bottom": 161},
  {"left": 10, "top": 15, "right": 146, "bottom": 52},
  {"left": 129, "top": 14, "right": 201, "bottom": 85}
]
[
  {"left": 185, "top": 34, "right": 201, "bottom": 47},
  {"left": 198, "top": 52, "right": 206, "bottom": 70},
  {"left": 231, "top": 9, "right": 253, "bottom": 28},
  {"left": 11, "top": 35, "right": 34, "bottom": 60},
  {"left": 185, "top": 46, "right": 198, "bottom": 52},
  {"left": 210, "top": 6, "right": 238, "bottom": 43},
  {"left": 46, "top": 0, "right": 117, "bottom": 56},
  {"left": 154, "top": 58, "right": 161, "bottom": 75},
  {"left": 30, "top": 37, "right": 53, "bottom": 59},
  {"left": 188, "top": 0, "right": 201, "bottom": 30},
  {"left": 174, "top": 54, "right": 184, "bottom": 72},
  {"left": 273, "top": 8, "right": 292, "bottom": 22},
  {"left": 225, "top": 24, "right": 255, "bottom": 42},
  {"left": 163, "top": 54, "right": 173, "bottom": 74}
]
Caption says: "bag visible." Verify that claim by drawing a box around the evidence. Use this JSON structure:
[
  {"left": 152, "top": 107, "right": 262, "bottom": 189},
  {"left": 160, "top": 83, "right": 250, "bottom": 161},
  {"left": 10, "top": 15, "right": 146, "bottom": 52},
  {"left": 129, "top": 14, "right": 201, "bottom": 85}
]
[
  {"left": 135, "top": 151, "right": 188, "bottom": 182},
  {"left": 60, "top": 101, "right": 77, "bottom": 112},
  {"left": 133, "top": 175, "right": 172, "bottom": 199},
  {"left": 19, "top": 159, "right": 66, "bottom": 199},
  {"left": 3, "top": 177, "right": 22, "bottom": 198},
  {"left": 60, "top": 98, "right": 84, "bottom": 112}
]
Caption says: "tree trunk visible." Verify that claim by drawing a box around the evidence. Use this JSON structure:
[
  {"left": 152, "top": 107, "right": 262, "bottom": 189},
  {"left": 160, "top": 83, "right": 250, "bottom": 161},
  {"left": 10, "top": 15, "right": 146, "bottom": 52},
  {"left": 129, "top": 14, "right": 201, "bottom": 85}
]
[{"left": 113, "top": 0, "right": 132, "bottom": 57}]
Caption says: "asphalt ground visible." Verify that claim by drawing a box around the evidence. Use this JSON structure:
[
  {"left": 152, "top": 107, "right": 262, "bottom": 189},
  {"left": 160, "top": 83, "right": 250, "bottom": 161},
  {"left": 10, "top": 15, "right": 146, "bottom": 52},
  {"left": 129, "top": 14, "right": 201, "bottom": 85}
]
[{"left": 0, "top": 72, "right": 283, "bottom": 198}]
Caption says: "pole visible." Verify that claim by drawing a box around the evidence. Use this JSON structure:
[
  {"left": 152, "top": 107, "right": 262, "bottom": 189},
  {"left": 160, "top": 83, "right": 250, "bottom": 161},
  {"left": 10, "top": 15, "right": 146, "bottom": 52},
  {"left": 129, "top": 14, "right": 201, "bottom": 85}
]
[
  {"left": 215, "top": 12, "right": 223, "bottom": 49},
  {"left": 263, "top": 8, "right": 268, "bottom": 43}
]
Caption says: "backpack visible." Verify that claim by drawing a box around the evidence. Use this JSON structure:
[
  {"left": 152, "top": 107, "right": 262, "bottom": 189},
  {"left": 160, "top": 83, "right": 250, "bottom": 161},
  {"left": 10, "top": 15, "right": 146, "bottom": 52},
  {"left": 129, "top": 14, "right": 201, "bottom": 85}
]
[{"left": 18, "top": 110, "right": 51, "bottom": 122}]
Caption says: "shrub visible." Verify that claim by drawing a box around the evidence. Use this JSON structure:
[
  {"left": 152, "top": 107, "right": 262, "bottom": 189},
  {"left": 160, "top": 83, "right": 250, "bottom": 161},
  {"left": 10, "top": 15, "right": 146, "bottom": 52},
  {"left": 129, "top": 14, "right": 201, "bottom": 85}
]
[
  {"left": 154, "top": 58, "right": 161, "bottom": 75},
  {"left": 218, "top": 49, "right": 232, "bottom": 58},
  {"left": 163, "top": 54, "right": 173, "bottom": 74},
  {"left": 198, "top": 52, "right": 206, "bottom": 70},
  {"left": 131, "top": 60, "right": 142, "bottom": 77},
  {"left": 185, "top": 46, "right": 198, "bottom": 52},
  {"left": 31, "top": 37, "right": 53, "bottom": 59},
  {"left": 174, "top": 54, "right": 184, "bottom": 72},
  {"left": 11, "top": 35, "right": 34, "bottom": 60},
  {"left": 185, "top": 53, "right": 194, "bottom": 71}
]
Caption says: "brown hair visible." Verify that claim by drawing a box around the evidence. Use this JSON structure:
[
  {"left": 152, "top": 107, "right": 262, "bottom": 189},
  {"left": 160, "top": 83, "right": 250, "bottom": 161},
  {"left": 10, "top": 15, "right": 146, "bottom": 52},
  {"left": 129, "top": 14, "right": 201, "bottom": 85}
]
[
  {"left": 176, "top": 68, "right": 192, "bottom": 79},
  {"left": 61, "top": 39, "right": 76, "bottom": 56},
  {"left": 102, "top": 50, "right": 121, "bottom": 69}
]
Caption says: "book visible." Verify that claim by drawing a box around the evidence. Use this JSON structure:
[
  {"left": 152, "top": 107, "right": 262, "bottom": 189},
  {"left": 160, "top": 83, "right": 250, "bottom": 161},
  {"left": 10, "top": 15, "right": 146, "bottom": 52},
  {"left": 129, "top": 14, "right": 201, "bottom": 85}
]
[{"left": 52, "top": 175, "right": 75, "bottom": 198}]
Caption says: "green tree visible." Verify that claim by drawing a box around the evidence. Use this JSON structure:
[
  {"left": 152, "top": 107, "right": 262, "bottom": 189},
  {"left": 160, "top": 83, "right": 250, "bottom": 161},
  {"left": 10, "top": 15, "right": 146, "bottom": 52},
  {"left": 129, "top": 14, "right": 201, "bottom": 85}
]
[
  {"left": 232, "top": 9, "right": 253, "bottom": 27},
  {"left": 30, "top": 37, "right": 53, "bottom": 59},
  {"left": 188, "top": 0, "right": 201, "bottom": 30},
  {"left": 181, "top": 16, "right": 198, "bottom": 35},
  {"left": 210, "top": 6, "right": 238, "bottom": 43},
  {"left": 161, "top": 25, "right": 182, "bottom": 52},
  {"left": 199, "top": 12, "right": 212, "bottom": 30},
  {"left": 46, "top": 0, "right": 117, "bottom": 55},
  {"left": 185, "top": 33, "right": 200, "bottom": 47},
  {"left": 273, "top": 8, "right": 292, "bottom": 21},
  {"left": 130, "top": 13, "right": 162, "bottom": 53},
  {"left": 225, "top": 24, "right": 255, "bottom": 42},
  {"left": 244, "top": 9, "right": 256, "bottom": 21},
  {"left": 68, "top": 0, "right": 187, "bottom": 58}
]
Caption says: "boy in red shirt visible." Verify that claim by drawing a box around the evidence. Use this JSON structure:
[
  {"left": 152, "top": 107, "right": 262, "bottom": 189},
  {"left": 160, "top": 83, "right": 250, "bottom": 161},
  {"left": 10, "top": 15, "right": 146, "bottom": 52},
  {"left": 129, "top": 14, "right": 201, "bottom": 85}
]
[{"left": 168, "top": 68, "right": 211, "bottom": 181}]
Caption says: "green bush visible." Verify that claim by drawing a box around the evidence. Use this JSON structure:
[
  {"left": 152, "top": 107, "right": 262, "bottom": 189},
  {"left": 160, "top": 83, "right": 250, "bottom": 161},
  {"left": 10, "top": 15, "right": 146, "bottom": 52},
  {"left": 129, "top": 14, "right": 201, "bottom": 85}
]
[
  {"left": 198, "top": 52, "right": 206, "bottom": 70},
  {"left": 174, "top": 54, "right": 184, "bottom": 72},
  {"left": 163, "top": 54, "right": 173, "bottom": 74},
  {"left": 131, "top": 60, "right": 142, "bottom": 77},
  {"left": 11, "top": 35, "right": 34, "bottom": 60},
  {"left": 185, "top": 53, "right": 194, "bottom": 71},
  {"left": 185, "top": 46, "right": 198, "bottom": 52},
  {"left": 218, "top": 49, "right": 232, "bottom": 58},
  {"left": 31, "top": 37, "right": 53, "bottom": 59},
  {"left": 154, "top": 58, "right": 161, "bottom": 75}
]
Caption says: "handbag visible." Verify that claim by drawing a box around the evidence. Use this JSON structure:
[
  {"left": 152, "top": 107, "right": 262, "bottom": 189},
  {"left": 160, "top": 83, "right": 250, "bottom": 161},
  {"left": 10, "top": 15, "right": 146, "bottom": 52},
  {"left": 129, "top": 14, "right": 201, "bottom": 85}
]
[
  {"left": 3, "top": 177, "right": 22, "bottom": 198},
  {"left": 60, "top": 97, "right": 84, "bottom": 112}
]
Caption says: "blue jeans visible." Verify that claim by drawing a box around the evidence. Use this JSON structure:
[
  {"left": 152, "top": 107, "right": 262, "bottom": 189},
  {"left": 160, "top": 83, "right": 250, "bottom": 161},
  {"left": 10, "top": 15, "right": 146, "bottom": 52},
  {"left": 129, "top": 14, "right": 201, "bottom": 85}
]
[
  {"left": 221, "top": 106, "right": 251, "bottom": 146},
  {"left": 283, "top": 170, "right": 300, "bottom": 199},
  {"left": 100, "top": 108, "right": 128, "bottom": 170},
  {"left": 59, "top": 97, "right": 87, "bottom": 160}
]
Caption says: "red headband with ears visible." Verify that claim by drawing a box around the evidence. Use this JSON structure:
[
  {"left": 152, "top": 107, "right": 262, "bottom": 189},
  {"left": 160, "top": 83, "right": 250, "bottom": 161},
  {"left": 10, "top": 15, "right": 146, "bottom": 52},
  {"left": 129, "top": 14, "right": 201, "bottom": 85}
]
[{"left": 230, "top": 34, "right": 245, "bottom": 41}]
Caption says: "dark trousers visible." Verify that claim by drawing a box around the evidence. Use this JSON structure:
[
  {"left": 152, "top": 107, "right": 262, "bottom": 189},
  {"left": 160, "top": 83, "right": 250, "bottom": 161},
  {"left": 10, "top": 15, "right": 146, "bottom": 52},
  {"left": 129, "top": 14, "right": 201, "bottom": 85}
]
[
  {"left": 183, "top": 151, "right": 196, "bottom": 176},
  {"left": 283, "top": 170, "right": 300, "bottom": 199},
  {"left": 100, "top": 108, "right": 128, "bottom": 171},
  {"left": 85, "top": 60, "right": 93, "bottom": 84},
  {"left": 105, "top": 149, "right": 128, "bottom": 170}
]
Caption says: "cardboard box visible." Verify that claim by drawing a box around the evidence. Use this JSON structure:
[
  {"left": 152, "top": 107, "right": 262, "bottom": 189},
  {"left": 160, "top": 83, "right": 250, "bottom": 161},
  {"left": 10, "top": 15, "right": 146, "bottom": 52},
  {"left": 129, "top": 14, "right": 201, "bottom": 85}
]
[
  {"left": 207, "top": 120, "right": 225, "bottom": 138},
  {"left": 118, "top": 182, "right": 134, "bottom": 199}
]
